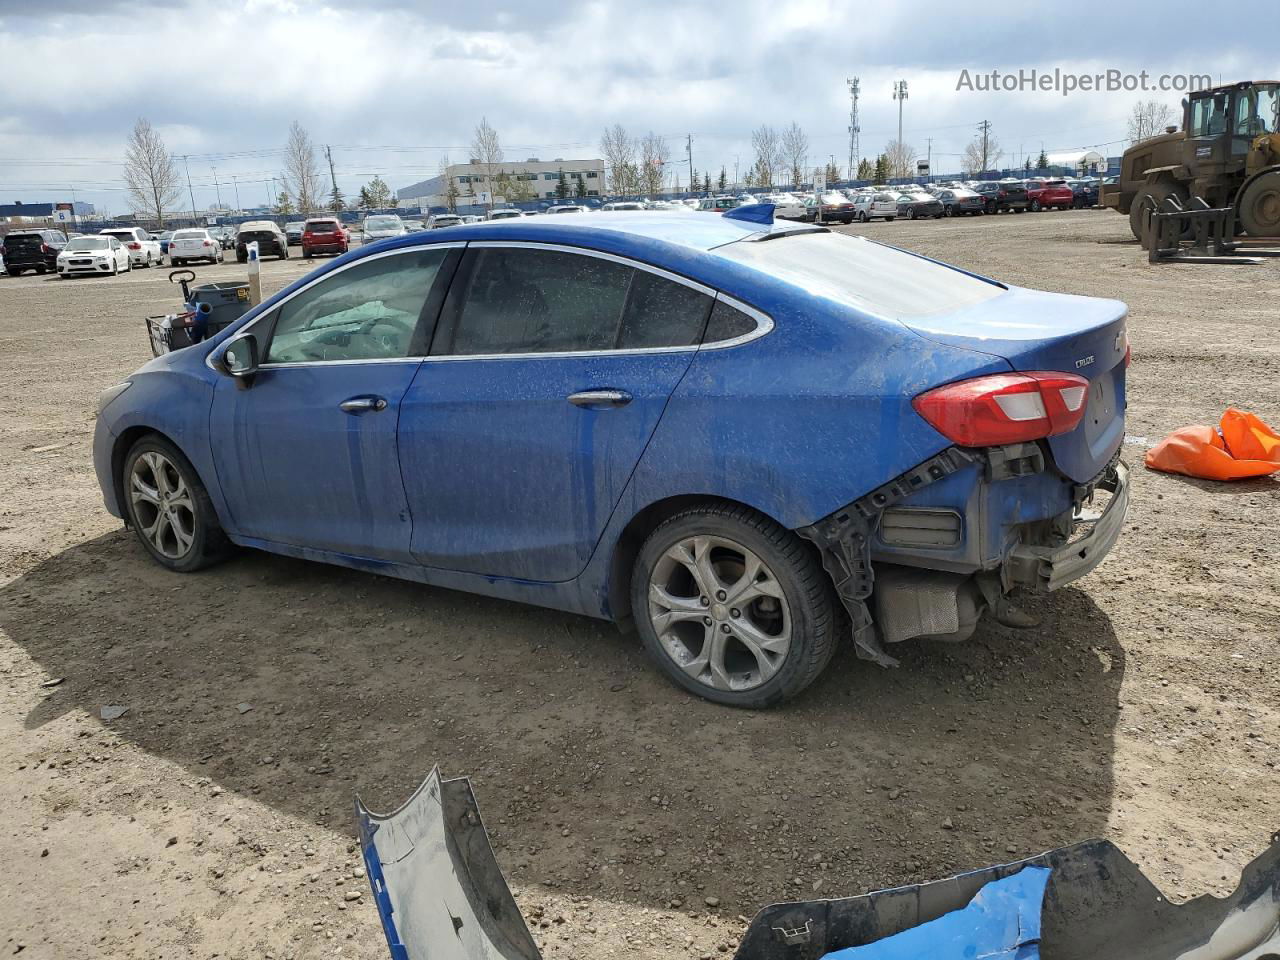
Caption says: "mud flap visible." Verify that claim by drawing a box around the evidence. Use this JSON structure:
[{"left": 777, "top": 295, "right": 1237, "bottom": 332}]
[{"left": 358, "top": 771, "right": 1280, "bottom": 960}]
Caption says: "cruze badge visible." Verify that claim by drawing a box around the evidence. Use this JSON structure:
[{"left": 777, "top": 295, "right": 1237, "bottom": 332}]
[{"left": 1075, "top": 355, "right": 1095, "bottom": 369}]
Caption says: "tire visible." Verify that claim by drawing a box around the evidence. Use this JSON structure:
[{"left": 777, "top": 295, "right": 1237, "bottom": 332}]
[
  {"left": 944, "top": 206, "right": 953, "bottom": 217},
  {"left": 858, "top": 211, "right": 868, "bottom": 222},
  {"left": 6, "top": 269, "right": 19, "bottom": 277},
  {"left": 111, "top": 260, "right": 119, "bottom": 276},
  {"left": 885, "top": 217, "right": 894, "bottom": 222},
  {"left": 1030, "top": 198, "right": 1042, "bottom": 211},
  {"left": 631, "top": 504, "right": 838, "bottom": 709},
  {"left": 1127, "top": 180, "right": 1189, "bottom": 241},
  {"left": 1237, "top": 170, "right": 1280, "bottom": 238},
  {"left": 909, "top": 208, "right": 917, "bottom": 220},
  {"left": 304, "top": 251, "right": 313, "bottom": 259},
  {"left": 121, "top": 435, "right": 234, "bottom": 573},
  {"left": 173, "top": 258, "right": 183, "bottom": 266},
  {"left": 36, "top": 266, "right": 47, "bottom": 275}
]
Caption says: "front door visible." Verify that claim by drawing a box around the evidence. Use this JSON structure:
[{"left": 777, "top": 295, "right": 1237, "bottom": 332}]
[
  {"left": 209, "top": 246, "right": 456, "bottom": 561},
  {"left": 398, "top": 243, "right": 715, "bottom": 581}
]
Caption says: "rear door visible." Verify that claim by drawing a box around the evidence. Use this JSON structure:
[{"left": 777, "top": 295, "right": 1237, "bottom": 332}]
[
  {"left": 208, "top": 245, "right": 459, "bottom": 560},
  {"left": 398, "top": 243, "right": 713, "bottom": 581}
]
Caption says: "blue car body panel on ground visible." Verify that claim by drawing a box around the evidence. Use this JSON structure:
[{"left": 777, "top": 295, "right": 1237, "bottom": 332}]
[{"left": 94, "top": 211, "right": 1128, "bottom": 641}]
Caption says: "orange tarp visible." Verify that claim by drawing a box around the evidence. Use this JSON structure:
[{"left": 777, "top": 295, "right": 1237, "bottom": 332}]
[{"left": 1145, "top": 408, "right": 1280, "bottom": 481}]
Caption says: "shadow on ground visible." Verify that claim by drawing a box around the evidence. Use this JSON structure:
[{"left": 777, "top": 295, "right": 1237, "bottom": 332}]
[{"left": 2, "top": 530, "right": 1126, "bottom": 914}]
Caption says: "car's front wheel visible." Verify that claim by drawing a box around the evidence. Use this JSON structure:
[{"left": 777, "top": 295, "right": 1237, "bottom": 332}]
[
  {"left": 632, "top": 504, "right": 838, "bottom": 708},
  {"left": 122, "top": 435, "right": 233, "bottom": 573}
]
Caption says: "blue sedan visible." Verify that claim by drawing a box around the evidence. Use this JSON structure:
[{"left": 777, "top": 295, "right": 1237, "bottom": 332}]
[{"left": 93, "top": 206, "right": 1129, "bottom": 708}]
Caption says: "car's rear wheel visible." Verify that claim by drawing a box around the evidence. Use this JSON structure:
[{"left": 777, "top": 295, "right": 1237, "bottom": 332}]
[
  {"left": 122, "top": 435, "right": 233, "bottom": 573},
  {"left": 1030, "top": 198, "right": 1042, "bottom": 211},
  {"left": 632, "top": 504, "right": 837, "bottom": 709}
]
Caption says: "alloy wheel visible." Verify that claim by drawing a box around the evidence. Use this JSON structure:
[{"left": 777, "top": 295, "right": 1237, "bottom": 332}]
[
  {"left": 647, "top": 535, "right": 792, "bottom": 692},
  {"left": 129, "top": 451, "right": 196, "bottom": 559}
]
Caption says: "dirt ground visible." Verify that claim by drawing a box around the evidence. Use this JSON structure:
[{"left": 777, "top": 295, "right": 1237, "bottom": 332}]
[{"left": 1, "top": 212, "right": 1277, "bottom": 960}]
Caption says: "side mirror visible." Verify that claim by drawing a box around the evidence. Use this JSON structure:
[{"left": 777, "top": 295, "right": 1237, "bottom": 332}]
[{"left": 222, "top": 334, "right": 259, "bottom": 384}]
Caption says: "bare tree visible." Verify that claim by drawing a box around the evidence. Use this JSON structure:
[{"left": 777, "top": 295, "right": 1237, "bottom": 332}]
[
  {"left": 1128, "top": 99, "right": 1175, "bottom": 143},
  {"left": 122, "top": 118, "right": 182, "bottom": 226},
  {"left": 639, "top": 131, "right": 670, "bottom": 198},
  {"left": 601, "top": 124, "right": 639, "bottom": 196},
  {"left": 961, "top": 131, "right": 1003, "bottom": 175},
  {"left": 283, "top": 121, "right": 323, "bottom": 214},
  {"left": 751, "top": 125, "right": 780, "bottom": 189},
  {"left": 471, "top": 117, "right": 503, "bottom": 210},
  {"left": 437, "top": 154, "right": 460, "bottom": 212},
  {"left": 884, "top": 139, "right": 917, "bottom": 179},
  {"left": 780, "top": 122, "right": 809, "bottom": 190}
]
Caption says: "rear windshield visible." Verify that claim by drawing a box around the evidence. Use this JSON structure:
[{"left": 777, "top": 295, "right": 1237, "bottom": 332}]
[
  {"left": 66, "top": 237, "right": 110, "bottom": 251},
  {"left": 101, "top": 231, "right": 133, "bottom": 240},
  {"left": 172, "top": 230, "right": 205, "bottom": 240},
  {"left": 4, "top": 233, "right": 45, "bottom": 247},
  {"left": 718, "top": 232, "right": 1004, "bottom": 321},
  {"left": 365, "top": 217, "right": 400, "bottom": 229},
  {"left": 306, "top": 221, "right": 339, "bottom": 231}
]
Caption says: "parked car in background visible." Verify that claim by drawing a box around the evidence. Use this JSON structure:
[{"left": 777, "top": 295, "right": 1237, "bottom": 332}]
[
  {"left": 154, "top": 230, "right": 174, "bottom": 255},
  {"left": 169, "top": 228, "right": 225, "bottom": 265},
  {"left": 301, "top": 217, "right": 351, "bottom": 257},
  {"left": 462, "top": 215, "right": 484, "bottom": 223},
  {"left": 546, "top": 204, "right": 589, "bottom": 214},
  {"left": 1, "top": 229, "right": 67, "bottom": 275},
  {"left": 697, "top": 196, "right": 740, "bottom": 213},
  {"left": 602, "top": 201, "right": 646, "bottom": 211},
  {"left": 402, "top": 220, "right": 426, "bottom": 233},
  {"left": 1026, "top": 179, "right": 1075, "bottom": 211},
  {"left": 972, "top": 181, "right": 1030, "bottom": 214},
  {"left": 426, "top": 213, "right": 464, "bottom": 228},
  {"left": 487, "top": 209, "right": 523, "bottom": 220},
  {"left": 211, "top": 227, "right": 236, "bottom": 250},
  {"left": 100, "top": 226, "right": 162, "bottom": 267},
  {"left": 850, "top": 192, "right": 896, "bottom": 222},
  {"left": 767, "top": 195, "right": 808, "bottom": 220},
  {"left": 361, "top": 214, "right": 406, "bottom": 243},
  {"left": 235, "top": 221, "right": 289, "bottom": 261},
  {"left": 895, "top": 192, "right": 944, "bottom": 219},
  {"left": 937, "top": 188, "right": 986, "bottom": 216},
  {"left": 94, "top": 212, "right": 1130, "bottom": 708},
  {"left": 56, "top": 235, "right": 130, "bottom": 277},
  {"left": 1071, "top": 179, "right": 1100, "bottom": 208},
  {"left": 284, "top": 222, "right": 306, "bottom": 245}
]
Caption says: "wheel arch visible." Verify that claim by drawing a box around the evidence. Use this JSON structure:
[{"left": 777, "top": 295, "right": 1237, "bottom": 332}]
[{"left": 110, "top": 426, "right": 202, "bottom": 524}]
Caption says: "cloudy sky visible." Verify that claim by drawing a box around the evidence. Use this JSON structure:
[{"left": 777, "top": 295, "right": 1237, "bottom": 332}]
[{"left": 1, "top": 0, "right": 1275, "bottom": 213}]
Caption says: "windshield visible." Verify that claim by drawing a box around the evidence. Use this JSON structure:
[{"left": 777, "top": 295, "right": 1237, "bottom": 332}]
[
  {"left": 307, "top": 221, "right": 339, "bottom": 231},
  {"left": 172, "top": 230, "right": 205, "bottom": 240},
  {"left": 101, "top": 231, "right": 132, "bottom": 240},
  {"left": 66, "top": 237, "right": 110, "bottom": 251},
  {"left": 719, "top": 232, "right": 1003, "bottom": 320},
  {"left": 365, "top": 217, "right": 400, "bottom": 230}
]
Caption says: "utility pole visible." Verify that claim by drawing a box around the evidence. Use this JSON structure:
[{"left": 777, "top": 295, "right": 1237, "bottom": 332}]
[
  {"left": 892, "top": 80, "right": 908, "bottom": 147},
  {"left": 847, "top": 77, "right": 860, "bottom": 179},
  {"left": 232, "top": 175, "right": 241, "bottom": 213},
  {"left": 977, "top": 120, "right": 992, "bottom": 172},
  {"left": 211, "top": 165, "right": 223, "bottom": 210},
  {"left": 733, "top": 155, "right": 739, "bottom": 192},
  {"left": 926, "top": 138, "right": 933, "bottom": 183},
  {"left": 325, "top": 145, "right": 339, "bottom": 206},
  {"left": 685, "top": 134, "right": 694, "bottom": 195},
  {"left": 182, "top": 155, "right": 197, "bottom": 223}
]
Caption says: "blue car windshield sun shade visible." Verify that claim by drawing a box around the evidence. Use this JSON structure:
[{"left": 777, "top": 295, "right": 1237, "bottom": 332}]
[
  {"left": 820, "top": 867, "right": 1051, "bottom": 960},
  {"left": 718, "top": 231, "right": 1004, "bottom": 320}
]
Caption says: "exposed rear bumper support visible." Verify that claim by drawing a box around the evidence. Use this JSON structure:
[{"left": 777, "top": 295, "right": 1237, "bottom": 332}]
[{"left": 1007, "top": 461, "right": 1129, "bottom": 591}]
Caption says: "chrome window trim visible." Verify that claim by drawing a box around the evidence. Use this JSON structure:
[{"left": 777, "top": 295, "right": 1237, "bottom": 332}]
[
  {"left": 205, "top": 239, "right": 775, "bottom": 372},
  {"left": 205, "top": 242, "right": 466, "bottom": 373}
]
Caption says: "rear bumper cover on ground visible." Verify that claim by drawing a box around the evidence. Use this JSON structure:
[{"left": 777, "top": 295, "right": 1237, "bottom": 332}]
[{"left": 357, "top": 768, "right": 1280, "bottom": 960}]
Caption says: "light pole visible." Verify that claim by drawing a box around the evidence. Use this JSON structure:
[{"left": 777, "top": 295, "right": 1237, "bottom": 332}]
[
  {"left": 232, "top": 175, "right": 241, "bottom": 213},
  {"left": 892, "top": 80, "right": 908, "bottom": 146},
  {"left": 182, "top": 155, "right": 197, "bottom": 223},
  {"left": 211, "top": 165, "right": 223, "bottom": 210}
]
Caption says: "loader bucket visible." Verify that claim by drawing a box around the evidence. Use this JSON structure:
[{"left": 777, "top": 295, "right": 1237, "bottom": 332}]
[{"left": 357, "top": 769, "right": 1280, "bottom": 960}]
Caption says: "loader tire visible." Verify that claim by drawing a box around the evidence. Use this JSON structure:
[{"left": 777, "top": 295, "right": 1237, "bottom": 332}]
[
  {"left": 1237, "top": 170, "right": 1280, "bottom": 238},
  {"left": 1128, "top": 180, "right": 1188, "bottom": 241}
]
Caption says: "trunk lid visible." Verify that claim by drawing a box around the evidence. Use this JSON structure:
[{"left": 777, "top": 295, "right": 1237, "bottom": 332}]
[{"left": 903, "top": 285, "right": 1127, "bottom": 482}]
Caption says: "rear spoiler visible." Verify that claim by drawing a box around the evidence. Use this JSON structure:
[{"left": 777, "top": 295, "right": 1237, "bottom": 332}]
[{"left": 357, "top": 769, "right": 1280, "bottom": 960}]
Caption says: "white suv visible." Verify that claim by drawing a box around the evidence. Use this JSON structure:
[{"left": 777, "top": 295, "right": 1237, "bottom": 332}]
[{"left": 99, "top": 227, "right": 162, "bottom": 268}]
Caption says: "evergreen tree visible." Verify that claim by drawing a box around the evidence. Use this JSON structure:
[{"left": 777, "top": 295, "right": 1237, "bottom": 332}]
[
  {"left": 873, "top": 154, "right": 888, "bottom": 182},
  {"left": 329, "top": 186, "right": 345, "bottom": 212},
  {"left": 1036, "top": 148, "right": 1049, "bottom": 170},
  {"left": 856, "top": 158, "right": 873, "bottom": 180},
  {"left": 574, "top": 177, "right": 587, "bottom": 198},
  {"left": 555, "top": 169, "right": 569, "bottom": 199},
  {"left": 356, "top": 186, "right": 372, "bottom": 210},
  {"left": 702, "top": 172, "right": 711, "bottom": 194},
  {"left": 717, "top": 167, "right": 727, "bottom": 191},
  {"left": 275, "top": 190, "right": 294, "bottom": 215}
]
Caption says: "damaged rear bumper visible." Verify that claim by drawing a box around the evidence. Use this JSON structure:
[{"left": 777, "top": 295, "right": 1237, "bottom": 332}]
[
  {"left": 357, "top": 769, "right": 1280, "bottom": 960},
  {"left": 1007, "top": 460, "right": 1129, "bottom": 591}
]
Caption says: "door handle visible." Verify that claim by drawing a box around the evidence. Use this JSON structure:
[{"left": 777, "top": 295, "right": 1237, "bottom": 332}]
[
  {"left": 339, "top": 396, "right": 388, "bottom": 413},
  {"left": 567, "top": 389, "right": 632, "bottom": 409}
]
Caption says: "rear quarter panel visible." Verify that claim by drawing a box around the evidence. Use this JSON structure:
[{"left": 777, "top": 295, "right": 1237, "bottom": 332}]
[{"left": 622, "top": 274, "right": 1010, "bottom": 530}]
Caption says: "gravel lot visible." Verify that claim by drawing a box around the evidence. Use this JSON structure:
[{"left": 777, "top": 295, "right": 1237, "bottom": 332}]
[{"left": 1, "top": 212, "right": 1277, "bottom": 959}]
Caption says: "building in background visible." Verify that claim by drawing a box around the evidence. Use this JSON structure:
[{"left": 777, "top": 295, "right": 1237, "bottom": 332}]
[
  {"left": 0, "top": 200, "right": 96, "bottom": 223},
  {"left": 398, "top": 157, "right": 605, "bottom": 209}
]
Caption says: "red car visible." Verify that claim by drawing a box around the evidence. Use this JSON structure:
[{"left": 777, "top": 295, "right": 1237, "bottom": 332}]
[
  {"left": 301, "top": 218, "right": 350, "bottom": 258},
  {"left": 1025, "top": 179, "right": 1074, "bottom": 211}
]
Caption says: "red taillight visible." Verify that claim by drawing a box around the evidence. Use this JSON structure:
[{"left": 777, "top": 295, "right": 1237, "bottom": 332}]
[
  {"left": 202, "top": 240, "right": 212, "bottom": 247},
  {"left": 912, "top": 371, "right": 1090, "bottom": 446},
  {"left": 127, "top": 242, "right": 141, "bottom": 250},
  {"left": 41, "top": 243, "right": 51, "bottom": 254}
]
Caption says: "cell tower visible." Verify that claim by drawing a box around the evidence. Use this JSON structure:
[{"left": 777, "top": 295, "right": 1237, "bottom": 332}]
[{"left": 847, "top": 77, "right": 860, "bottom": 179}]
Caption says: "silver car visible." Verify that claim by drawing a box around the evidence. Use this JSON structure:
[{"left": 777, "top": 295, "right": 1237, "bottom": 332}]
[{"left": 360, "top": 214, "right": 406, "bottom": 244}]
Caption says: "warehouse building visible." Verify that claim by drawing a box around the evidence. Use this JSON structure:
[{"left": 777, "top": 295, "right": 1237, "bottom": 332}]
[{"left": 398, "top": 157, "right": 605, "bottom": 208}]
